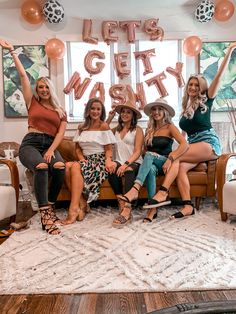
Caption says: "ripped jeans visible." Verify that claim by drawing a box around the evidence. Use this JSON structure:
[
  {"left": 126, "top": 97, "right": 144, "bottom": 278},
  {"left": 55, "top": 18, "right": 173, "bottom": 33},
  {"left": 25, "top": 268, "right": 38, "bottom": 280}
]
[
  {"left": 135, "top": 151, "right": 167, "bottom": 200},
  {"left": 19, "top": 132, "right": 65, "bottom": 207}
]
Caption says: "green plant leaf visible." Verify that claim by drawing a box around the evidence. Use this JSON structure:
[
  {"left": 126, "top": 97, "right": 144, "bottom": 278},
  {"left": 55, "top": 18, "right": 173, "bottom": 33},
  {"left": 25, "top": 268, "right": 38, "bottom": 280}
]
[{"left": 202, "top": 42, "right": 229, "bottom": 58}]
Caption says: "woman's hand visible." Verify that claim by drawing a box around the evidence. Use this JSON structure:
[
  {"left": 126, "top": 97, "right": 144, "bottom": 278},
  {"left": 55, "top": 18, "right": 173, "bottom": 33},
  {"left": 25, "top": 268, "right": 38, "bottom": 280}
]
[
  {"left": 162, "top": 159, "right": 172, "bottom": 174},
  {"left": 0, "top": 39, "right": 14, "bottom": 51},
  {"left": 106, "top": 109, "right": 116, "bottom": 125},
  {"left": 43, "top": 149, "right": 55, "bottom": 163},
  {"left": 116, "top": 164, "right": 128, "bottom": 177},
  {"left": 106, "top": 160, "right": 116, "bottom": 173}
]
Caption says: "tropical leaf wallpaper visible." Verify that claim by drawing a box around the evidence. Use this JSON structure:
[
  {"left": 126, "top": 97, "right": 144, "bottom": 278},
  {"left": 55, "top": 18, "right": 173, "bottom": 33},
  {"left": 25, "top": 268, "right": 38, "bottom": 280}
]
[
  {"left": 199, "top": 42, "right": 236, "bottom": 112},
  {"left": 2, "top": 45, "right": 49, "bottom": 117}
]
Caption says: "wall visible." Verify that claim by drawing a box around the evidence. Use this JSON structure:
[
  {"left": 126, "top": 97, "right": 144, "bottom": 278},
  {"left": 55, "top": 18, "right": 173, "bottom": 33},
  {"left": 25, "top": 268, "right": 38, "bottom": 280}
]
[{"left": 0, "top": 7, "right": 235, "bottom": 144}]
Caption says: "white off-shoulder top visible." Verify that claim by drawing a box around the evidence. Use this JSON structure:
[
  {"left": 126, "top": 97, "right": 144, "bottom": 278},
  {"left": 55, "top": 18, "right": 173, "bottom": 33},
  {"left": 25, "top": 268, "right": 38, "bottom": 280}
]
[{"left": 73, "top": 130, "right": 117, "bottom": 156}]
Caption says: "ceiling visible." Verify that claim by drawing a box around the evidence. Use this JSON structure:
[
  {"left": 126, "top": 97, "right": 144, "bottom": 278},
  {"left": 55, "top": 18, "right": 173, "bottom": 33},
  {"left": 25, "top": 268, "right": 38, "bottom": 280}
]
[{"left": 0, "top": 0, "right": 200, "bottom": 19}]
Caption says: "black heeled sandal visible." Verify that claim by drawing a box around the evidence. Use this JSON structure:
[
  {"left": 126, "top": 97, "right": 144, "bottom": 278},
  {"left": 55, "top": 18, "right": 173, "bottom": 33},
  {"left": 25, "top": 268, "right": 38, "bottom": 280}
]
[
  {"left": 143, "top": 208, "right": 157, "bottom": 223},
  {"left": 118, "top": 185, "right": 140, "bottom": 204},
  {"left": 170, "top": 200, "right": 195, "bottom": 219},
  {"left": 143, "top": 185, "right": 171, "bottom": 209},
  {"left": 48, "top": 204, "right": 60, "bottom": 223},
  {"left": 40, "top": 207, "right": 61, "bottom": 235}
]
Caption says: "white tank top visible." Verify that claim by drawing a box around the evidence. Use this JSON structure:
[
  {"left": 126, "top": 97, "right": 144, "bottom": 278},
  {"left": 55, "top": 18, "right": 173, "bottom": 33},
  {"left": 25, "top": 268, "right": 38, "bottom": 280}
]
[{"left": 114, "top": 129, "right": 143, "bottom": 165}]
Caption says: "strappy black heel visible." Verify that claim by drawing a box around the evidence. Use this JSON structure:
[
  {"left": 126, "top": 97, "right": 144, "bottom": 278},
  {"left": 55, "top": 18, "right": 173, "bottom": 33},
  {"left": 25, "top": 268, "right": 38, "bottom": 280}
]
[
  {"left": 48, "top": 204, "right": 60, "bottom": 223},
  {"left": 170, "top": 200, "right": 195, "bottom": 219},
  {"left": 143, "top": 185, "right": 171, "bottom": 209},
  {"left": 143, "top": 208, "right": 157, "bottom": 223},
  {"left": 40, "top": 207, "right": 61, "bottom": 235},
  {"left": 118, "top": 185, "right": 140, "bottom": 204}
]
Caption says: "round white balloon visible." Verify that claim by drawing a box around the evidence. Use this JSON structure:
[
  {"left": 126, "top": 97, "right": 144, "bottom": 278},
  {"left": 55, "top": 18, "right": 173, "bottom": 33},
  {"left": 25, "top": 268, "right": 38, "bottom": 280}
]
[{"left": 195, "top": 0, "right": 215, "bottom": 23}]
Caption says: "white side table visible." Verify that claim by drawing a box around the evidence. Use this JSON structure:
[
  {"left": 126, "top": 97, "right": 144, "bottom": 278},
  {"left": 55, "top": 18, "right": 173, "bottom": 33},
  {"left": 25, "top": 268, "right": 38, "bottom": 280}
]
[{"left": 223, "top": 179, "right": 236, "bottom": 215}]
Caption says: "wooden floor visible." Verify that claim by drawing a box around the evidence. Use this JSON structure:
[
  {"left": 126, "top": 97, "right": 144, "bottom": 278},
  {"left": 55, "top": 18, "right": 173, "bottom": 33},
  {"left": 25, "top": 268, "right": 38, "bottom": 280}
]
[{"left": 0, "top": 202, "right": 236, "bottom": 314}]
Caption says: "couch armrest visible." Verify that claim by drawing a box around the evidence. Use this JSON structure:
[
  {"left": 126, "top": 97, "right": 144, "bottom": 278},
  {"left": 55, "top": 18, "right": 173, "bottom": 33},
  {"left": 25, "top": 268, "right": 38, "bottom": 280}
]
[
  {"left": 216, "top": 153, "right": 236, "bottom": 221},
  {"left": 0, "top": 159, "right": 20, "bottom": 206}
]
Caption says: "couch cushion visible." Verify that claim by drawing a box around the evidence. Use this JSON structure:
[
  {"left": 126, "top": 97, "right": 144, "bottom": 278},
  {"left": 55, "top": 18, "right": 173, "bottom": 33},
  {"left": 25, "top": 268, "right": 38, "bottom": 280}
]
[{"left": 58, "top": 137, "right": 78, "bottom": 162}]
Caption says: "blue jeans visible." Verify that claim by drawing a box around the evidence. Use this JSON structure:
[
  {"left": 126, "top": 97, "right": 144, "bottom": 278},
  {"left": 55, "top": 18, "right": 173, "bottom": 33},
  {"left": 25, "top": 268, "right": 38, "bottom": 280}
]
[
  {"left": 19, "top": 132, "right": 65, "bottom": 207},
  {"left": 135, "top": 152, "right": 167, "bottom": 200}
]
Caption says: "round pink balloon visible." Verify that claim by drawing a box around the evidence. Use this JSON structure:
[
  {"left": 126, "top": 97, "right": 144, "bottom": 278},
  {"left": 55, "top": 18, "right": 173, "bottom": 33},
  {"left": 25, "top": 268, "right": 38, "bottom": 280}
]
[
  {"left": 214, "top": 0, "right": 235, "bottom": 21},
  {"left": 183, "top": 36, "right": 202, "bottom": 57},
  {"left": 45, "top": 38, "right": 65, "bottom": 60}
]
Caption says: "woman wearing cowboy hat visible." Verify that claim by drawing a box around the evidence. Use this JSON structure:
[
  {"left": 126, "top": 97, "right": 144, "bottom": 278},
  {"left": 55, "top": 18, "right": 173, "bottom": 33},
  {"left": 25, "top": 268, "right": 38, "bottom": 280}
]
[
  {"left": 118, "top": 98, "right": 188, "bottom": 224},
  {"left": 106, "top": 101, "right": 144, "bottom": 226},
  {"left": 144, "top": 42, "right": 236, "bottom": 219}
]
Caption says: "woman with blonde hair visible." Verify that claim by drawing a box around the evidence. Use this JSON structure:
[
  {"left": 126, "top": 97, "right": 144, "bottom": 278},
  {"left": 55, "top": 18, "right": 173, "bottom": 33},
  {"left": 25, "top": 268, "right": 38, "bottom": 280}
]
[
  {"left": 0, "top": 39, "right": 67, "bottom": 235},
  {"left": 118, "top": 98, "right": 188, "bottom": 225},
  {"left": 145, "top": 42, "right": 236, "bottom": 218}
]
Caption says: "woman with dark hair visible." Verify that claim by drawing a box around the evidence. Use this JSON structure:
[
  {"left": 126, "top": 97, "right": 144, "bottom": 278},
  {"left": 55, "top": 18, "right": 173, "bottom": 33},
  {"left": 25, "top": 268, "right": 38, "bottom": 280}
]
[
  {"left": 0, "top": 39, "right": 67, "bottom": 235},
  {"left": 106, "top": 101, "right": 144, "bottom": 226},
  {"left": 62, "top": 98, "right": 116, "bottom": 225},
  {"left": 145, "top": 42, "right": 236, "bottom": 219}
]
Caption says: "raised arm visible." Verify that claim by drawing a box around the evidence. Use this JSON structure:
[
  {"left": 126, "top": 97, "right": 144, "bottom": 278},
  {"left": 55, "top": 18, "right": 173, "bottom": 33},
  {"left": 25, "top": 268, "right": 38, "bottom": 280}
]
[
  {"left": 0, "top": 39, "right": 33, "bottom": 108},
  {"left": 208, "top": 42, "right": 236, "bottom": 98}
]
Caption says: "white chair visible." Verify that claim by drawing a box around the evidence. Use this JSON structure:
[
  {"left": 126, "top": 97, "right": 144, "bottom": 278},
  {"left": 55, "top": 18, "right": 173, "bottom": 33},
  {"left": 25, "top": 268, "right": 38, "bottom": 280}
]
[
  {"left": 0, "top": 159, "right": 19, "bottom": 221},
  {"left": 223, "top": 169, "right": 236, "bottom": 216}
]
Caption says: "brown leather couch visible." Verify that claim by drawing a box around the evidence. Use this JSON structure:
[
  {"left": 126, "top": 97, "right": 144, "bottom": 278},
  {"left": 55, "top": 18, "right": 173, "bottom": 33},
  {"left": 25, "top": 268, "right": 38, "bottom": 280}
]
[{"left": 57, "top": 137, "right": 236, "bottom": 221}]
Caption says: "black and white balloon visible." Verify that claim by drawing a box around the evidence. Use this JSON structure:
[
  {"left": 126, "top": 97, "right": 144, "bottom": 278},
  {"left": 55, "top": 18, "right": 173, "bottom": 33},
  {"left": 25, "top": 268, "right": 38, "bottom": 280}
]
[
  {"left": 195, "top": 0, "right": 215, "bottom": 23},
  {"left": 43, "top": 0, "right": 65, "bottom": 24}
]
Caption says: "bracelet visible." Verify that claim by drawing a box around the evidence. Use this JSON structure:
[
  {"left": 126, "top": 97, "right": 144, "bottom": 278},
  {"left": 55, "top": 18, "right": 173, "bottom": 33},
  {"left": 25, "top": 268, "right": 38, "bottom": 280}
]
[
  {"left": 124, "top": 161, "right": 129, "bottom": 166},
  {"left": 168, "top": 155, "right": 174, "bottom": 162}
]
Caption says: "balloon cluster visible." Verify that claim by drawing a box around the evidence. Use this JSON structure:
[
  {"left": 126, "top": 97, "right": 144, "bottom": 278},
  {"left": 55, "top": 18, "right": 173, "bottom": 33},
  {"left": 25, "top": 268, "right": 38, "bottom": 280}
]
[
  {"left": 186, "top": 0, "right": 235, "bottom": 57},
  {"left": 195, "top": 0, "right": 235, "bottom": 23},
  {"left": 20, "top": 0, "right": 65, "bottom": 60},
  {"left": 21, "top": 0, "right": 65, "bottom": 25}
]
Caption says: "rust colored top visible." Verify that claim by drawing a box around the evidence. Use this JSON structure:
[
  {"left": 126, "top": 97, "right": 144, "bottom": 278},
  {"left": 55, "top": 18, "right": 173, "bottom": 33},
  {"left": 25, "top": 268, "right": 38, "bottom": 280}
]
[{"left": 28, "top": 96, "right": 67, "bottom": 137}]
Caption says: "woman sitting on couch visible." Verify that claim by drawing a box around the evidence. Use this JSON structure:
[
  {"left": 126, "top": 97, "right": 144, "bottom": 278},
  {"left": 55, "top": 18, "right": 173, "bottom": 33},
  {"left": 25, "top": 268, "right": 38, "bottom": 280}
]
[{"left": 62, "top": 98, "right": 116, "bottom": 225}]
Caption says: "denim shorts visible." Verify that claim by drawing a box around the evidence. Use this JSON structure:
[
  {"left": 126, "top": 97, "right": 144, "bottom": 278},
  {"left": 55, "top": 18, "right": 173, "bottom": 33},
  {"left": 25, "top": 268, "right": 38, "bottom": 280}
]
[{"left": 188, "top": 128, "right": 221, "bottom": 156}]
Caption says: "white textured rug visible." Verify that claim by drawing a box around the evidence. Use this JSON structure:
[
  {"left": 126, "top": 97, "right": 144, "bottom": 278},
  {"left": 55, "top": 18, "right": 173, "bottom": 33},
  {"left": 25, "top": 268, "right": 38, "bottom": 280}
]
[{"left": 0, "top": 202, "right": 236, "bottom": 294}]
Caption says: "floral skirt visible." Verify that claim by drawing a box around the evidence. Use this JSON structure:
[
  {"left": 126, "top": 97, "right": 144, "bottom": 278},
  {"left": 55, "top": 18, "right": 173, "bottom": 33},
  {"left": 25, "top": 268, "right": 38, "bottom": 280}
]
[{"left": 80, "top": 152, "right": 107, "bottom": 203}]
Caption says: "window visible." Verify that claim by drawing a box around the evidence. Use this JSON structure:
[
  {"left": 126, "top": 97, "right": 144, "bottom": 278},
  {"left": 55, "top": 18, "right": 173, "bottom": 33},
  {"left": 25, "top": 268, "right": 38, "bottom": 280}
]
[
  {"left": 135, "top": 40, "right": 186, "bottom": 121},
  {"left": 64, "top": 40, "right": 185, "bottom": 122},
  {"left": 64, "top": 42, "right": 117, "bottom": 121}
]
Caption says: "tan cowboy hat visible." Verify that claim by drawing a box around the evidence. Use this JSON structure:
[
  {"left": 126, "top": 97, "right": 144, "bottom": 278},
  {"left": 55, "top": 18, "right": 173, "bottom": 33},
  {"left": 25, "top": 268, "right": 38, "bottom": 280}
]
[
  {"left": 115, "top": 101, "right": 142, "bottom": 119},
  {"left": 144, "top": 98, "right": 175, "bottom": 117}
]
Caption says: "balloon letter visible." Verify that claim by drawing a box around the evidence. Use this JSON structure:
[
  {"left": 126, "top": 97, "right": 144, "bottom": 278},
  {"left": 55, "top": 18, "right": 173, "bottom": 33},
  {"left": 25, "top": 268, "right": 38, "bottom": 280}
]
[
  {"left": 82, "top": 19, "right": 98, "bottom": 44},
  {"left": 119, "top": 20, "right": 141, "bottom": 43},
  {"left": 102, "top": 21, "right": 118, "bottom": 45},
  {"left": 109, "top": 84, "right": 127, "bottom": 107},
  {"left": 145, "top": 72, "right": 168, "bottom": 98},
  {"left": 166, "top": 62, "right": 185, "bottom": 88},
  {"left": 134, "top": 48, "right": 156, "bottom": 75},
  {"left": 143, "top": 19, "right": 164, "bottom": 41},
  {"left": 89, "top": 82, "right": 105, "bottom": 103},
  {"left": 136, "top": 83, "right": 147, "bottom": 110},
  {"left": 63, "top": 72, "right": 91, "bottom": 99},
  {"left": 84, "top": 50, "right": 105, "bottom": 76},
  {"left": 63, "top": 72, "right": 81, "bottom": 94},
  {"left": 114, "top": 53, "right": 130, "bottom": 79}
]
